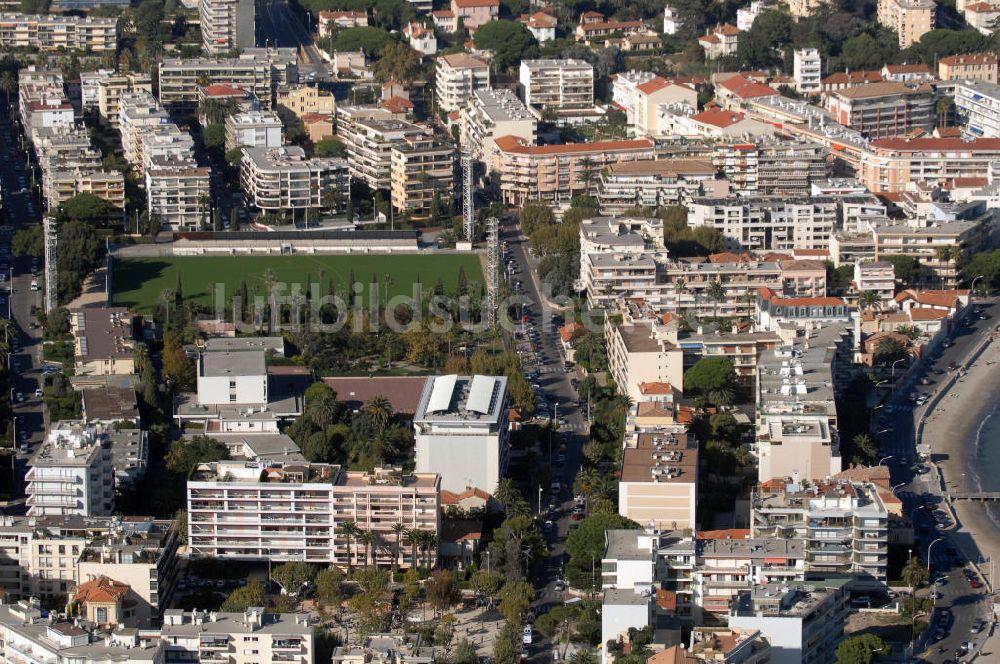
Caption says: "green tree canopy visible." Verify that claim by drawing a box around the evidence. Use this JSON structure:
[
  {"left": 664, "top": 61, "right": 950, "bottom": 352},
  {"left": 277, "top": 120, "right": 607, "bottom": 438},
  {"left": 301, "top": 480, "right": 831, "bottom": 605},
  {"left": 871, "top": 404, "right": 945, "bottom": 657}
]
[
  {"left": 220, "top": 581, "right": 266, "bottom": 612},
  {"left": 333, "top": 27, "right": 393, "bottom": 57},
  {"left": 271, "top": 561, "right": 317, "bottom": 595},
  {"left": 882, "top": 255, "right": 922, "bottom": 286},
  {"left": 834, "top": 633, "right": 890, "bottom": 664},
  {"left": 314, "top": 138, "right": 347, "bottom": 158},
  {"left": 56, "top": 193, "right": 120, "bottom": 226},
  {"left": 684, "top": 357, "right": 736, "bottom": 394},
  {"left": 565, "top": 513, "right": 638, "bottom": 590},
  {"left": 12, "top": 225, "right": 42, "bottom": 257},
  {"left": 472, "top": 20, "right": 538, "bottom": 71},
  {"left": 373, "top": 41, "right": 420, "bottom": 83},
  {"left": 165, "top": 435, "right": 229, "bottom": 476}
]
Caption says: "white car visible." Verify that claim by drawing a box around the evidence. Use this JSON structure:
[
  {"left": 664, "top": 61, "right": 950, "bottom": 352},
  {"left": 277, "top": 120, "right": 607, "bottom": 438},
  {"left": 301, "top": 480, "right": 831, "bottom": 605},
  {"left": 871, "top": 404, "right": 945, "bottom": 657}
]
[{"left": 29, "top": 280, "right": 38, "bottom": 291}]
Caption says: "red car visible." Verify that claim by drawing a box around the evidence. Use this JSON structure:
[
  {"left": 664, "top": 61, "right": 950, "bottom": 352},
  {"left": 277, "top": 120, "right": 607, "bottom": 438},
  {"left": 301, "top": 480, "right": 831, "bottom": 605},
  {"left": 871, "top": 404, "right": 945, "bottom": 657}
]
[
  {"left": 571, "top": 512, "right": 585, "bottom": 521},
  {"left": 970, "top": 579, "right": 983, "bottom": 589}
]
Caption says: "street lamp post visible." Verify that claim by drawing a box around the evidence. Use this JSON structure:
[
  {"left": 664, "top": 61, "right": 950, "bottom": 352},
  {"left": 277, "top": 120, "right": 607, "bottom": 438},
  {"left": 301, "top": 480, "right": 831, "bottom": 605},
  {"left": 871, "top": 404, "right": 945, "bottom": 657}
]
[
  {"left": 891, "top": 357, "right": 906, "bottom": 382},
  {"left": 892, "top": 482, "right": 906, "bottom": 494},
  {"left": 879, "top": 455, "right": 894, "bottom": 467},
  {"left": 971, "top": 274, "right": 985, "bottom": 299},
  {"left": 927, "top": 537, "right": 945, "bottom": 574}
]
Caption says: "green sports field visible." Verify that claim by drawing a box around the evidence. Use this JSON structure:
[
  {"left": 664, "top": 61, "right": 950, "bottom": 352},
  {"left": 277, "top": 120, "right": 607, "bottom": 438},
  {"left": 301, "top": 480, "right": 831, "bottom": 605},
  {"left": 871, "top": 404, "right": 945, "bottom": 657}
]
[{"left": 111, "top": 254, "right": 484, "bottom": 312}]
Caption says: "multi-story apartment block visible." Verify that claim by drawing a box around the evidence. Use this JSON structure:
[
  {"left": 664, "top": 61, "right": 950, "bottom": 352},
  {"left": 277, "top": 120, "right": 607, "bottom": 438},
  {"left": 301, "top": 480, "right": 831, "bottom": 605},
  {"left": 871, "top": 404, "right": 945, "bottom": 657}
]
[
  {"left": 612, "top": 72, "right": 698, "bottom": 136},
  {"left": 728, "top": 583, "right": 850, "bottom": 664},
  {"left": 80, "top": 69, "right": 114, "bottom": 109},
  {"left": 712, "top": 139, "right": 831, "bottom": 196},
  {"left": 225, "top": 110, "right": 283, "bottom": 150},
  {"left": 860, "top": 137, "right": 1000, "bottom": 192},
  {"left": 118, "top": 92, "right": 172, "bottom": 167},
  {"left": 160, "top": 609, "right": 314, "bottom": 664},
  {"left": 595, "top": 159, "right": 716, "bottom": 215},
  {"left": 752, "top": 478, "right": 888, "bottom": 583},
  {"left": 93, "top": 73, "right": 128, "bottom": 126},
  {"left": 618, "top": 428, "right": 698, "bottom": 530},
  {"left": 390, "top": 136, "right": 455, "bottom": 215},
  {"left": 47, "top": 168, "right": 125, "bottom": 209},
  {"left": 240, "top": 145, "right": 349, "bottom": 211},
  {"left": 938, "top": 52, "right": 998, "bottom": 84},
  {"left": 519, "top": 59, "right": 594, "bottom": 110},
  {"left": 459, "top": 88, "right": 536, "bottom": 161},
  {"left": 854, "top": 260, "right": 896, "bottom": 305},
  {"left": 141, "top": 126, "right": 197, "bottom": 171},
  {"left": 826, "top": 81, "right": 935, "bottom": 138},
  {"left": 196, "top": 348, "right": 267, "bottom": 406},
  {"left": 343, "top": 118, "right": 428, "bottom": 190},
  {"left": 69, "top": 306, "right": 135, "bottom": 377},
  {"left": 793, "top": 48, "right": 822, "bottom": 94},
  {"left": 159, "top": 53, "right": 294, "bottom": 112},
  {"left": 490, "top": 135, "right": 655, "bottom": 206},
  {"left": 200, "top": 0, "right": 256, "bottom": 54},
  {"left": 687, "top": 197, "right": 839, "bottom": 251},
  {"left": 954, "top": 80, "right": 1000, "bottom": 138},
  {"left": 413, "top": 374, "right": 509, "bottom": 495},
  {"left": 146, "top": 155, "right": 212, "bottom": 230},
  {"left": 871, "top": 213, "right": 989, "bottom": 287},
  {"left": 76, "top": 519, "right": 179, "bottom": 627},
  {"left": 694, "top": 538, "right": 806, "bottom": 622},
  {"left": 26, "top": 424, "right": 115, "bottom": 517},
  {"left": 276, "top": 83, "right": 336, "bottom": 122},
  {"left": 0, "top": 516, "right": 91, "bottom": 599},
  {"left": 333, "top": 635, "right": 436, "bottom": 664},
  {"left": 435, "top": 53, "right": 490, "bottom": 113},
  {"left": 450, "top": 0, "right": 498, "bottom": 29},
  {"left": 877, "top": 0, "right": 935, "bottom": 47},
  {"left": 0, "top": 13, "right": 117, "bottom": 50},
  {"left": 188, "top": 462, "right": 439, "bottom": 567}
]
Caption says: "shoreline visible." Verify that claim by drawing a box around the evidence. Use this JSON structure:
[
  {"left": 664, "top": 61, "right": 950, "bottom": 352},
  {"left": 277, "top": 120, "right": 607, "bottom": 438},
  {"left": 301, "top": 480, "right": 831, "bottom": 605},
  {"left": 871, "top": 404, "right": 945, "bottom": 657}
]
[{"left": 924, "top": 336, "right": 1000, "bottom": 568}]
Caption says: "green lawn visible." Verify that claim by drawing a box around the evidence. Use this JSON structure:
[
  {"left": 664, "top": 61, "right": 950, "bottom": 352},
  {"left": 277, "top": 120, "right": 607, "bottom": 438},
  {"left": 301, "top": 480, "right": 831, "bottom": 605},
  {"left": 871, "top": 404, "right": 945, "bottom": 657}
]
[{"left": 111, "top": 254, "right": 484, "bottom": 312}]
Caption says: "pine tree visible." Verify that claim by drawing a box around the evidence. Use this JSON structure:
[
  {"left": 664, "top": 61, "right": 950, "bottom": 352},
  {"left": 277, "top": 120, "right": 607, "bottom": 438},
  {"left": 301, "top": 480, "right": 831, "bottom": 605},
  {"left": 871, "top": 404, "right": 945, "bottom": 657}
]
[
  {"left": 457, "top": 266, "right": 468, "bottom": 296},
  {"left": 345, "top": 198, "right": 354, "bottom": 222},
  {"left": 174, "top": 272, "right": 183, "bottom": 308},
  {"left": 230, "top": 208, "right": 239, "bottom": 231},
  {"left": 430, "top": 192, "right": 442, "bottom": 222},
  {"left": 213, "top": 208, "right": 222, "bottom": 231},
  {"left": 238, "top": 281, "right": 249, "bottom": 322}
]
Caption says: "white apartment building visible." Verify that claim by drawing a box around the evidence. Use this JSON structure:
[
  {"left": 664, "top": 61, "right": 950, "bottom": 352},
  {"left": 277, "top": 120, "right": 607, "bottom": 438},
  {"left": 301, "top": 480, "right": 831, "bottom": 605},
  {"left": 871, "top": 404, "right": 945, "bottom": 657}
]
[
  {"left": 158, "top": 52, "right": 296, "bottom": 111},
  {"left": 519, "top": 59, "right": 594, "bottom": 110},
  {"left": 241, "top": 145, "right": 349, "bottom": 211},
  {"left": 459, "top": 88, "right": 536, "bottom": 161},
  {"left": 954, "top": 80, "right": 1000, "bottom": 138},
  {"left": 200, "top": 0, "right": 256, "bottom": 54},
  {"left": 737, "top": 0, "right": 770, "bottom": 30},
  {"left": 80, "top": 69, "right": 113, "bottom": 109},
  {"left": 343, "top": 118, "right": 427, "bottom": 190},
  {"left": 0, "top": 13, "right": 117, "bottom": 51},
  {"left": 225, "top": 110, "right": 283, "bottom": 150},
  {"left": 854, "top": 260, "right": 896, "bottom": 305},
  {"left": 145, "top": 155, "right": 212, "bottom": 230},
  {"left": 160, "top": 608, "right": 313, "bottom": 664},
  {"left": 605, "top": 317, "right": 684, "bottom": 403},
  {"left": 435, "top": 53, "right": 490, "bottom": 113},
  {"left": 390, "top": 136, "right": 455, "bottom": 215},
  {"left": 728, "top": 583, "right": 850, "bottom": 664},
  {"left": 413, "top": 374, "right": 510, "bottom": 495},
  {"left": 141, "top": 126, "right": 197, "bottom": 171},
  {"left": 596, "top": 159, "right": 716, "bottom": 214},
  {"left": 118, "top": 92, "right": 173, "bottom": 167},
  {"left": 687, "top": 196, "right": 839, "bottom": 251},
  {"left": 752, "top": 478, "right": 889, "bottom": 583},
  {"left": 612, "top": 71, "right": 698, "bottom": 136},
  {"left": 618, "top": 428, "right": 698, "bottom": 530},
  {"left": 26, "top": 424, "right": 115, "bottom": 517},
  {"left": 877, "top": 0, "right": 935, "bottom": 47},
  {"left": 188, "top": 463, "right": 439, "bottom": 567},
  {"left": 0, "top": 516, "right": 91, "bottom": 600},
  {"left": 793, "top": 49, "right": 822, "bottom": 94},
  {"left": 197, "top": 349, "right": 267, "bottom": 406}
]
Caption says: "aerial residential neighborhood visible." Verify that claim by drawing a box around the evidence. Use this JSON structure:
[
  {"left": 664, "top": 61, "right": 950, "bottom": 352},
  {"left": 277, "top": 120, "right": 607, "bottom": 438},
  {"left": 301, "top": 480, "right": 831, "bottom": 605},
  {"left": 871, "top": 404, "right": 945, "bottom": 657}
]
[{"left": 1, "top": 0, "right": 1000, "bottom": 662}]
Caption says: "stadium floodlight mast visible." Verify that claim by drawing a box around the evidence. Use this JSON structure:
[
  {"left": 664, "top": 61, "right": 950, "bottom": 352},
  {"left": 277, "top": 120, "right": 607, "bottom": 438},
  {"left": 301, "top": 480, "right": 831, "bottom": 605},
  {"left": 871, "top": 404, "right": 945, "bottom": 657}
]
[{"left": 43, "top": 216, "right": 57, "bottom": 314}]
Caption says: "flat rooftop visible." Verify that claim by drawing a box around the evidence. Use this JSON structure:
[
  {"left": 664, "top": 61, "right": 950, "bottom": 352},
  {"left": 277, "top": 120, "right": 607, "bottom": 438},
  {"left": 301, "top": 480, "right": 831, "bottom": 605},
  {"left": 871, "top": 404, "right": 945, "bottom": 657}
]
[
  {"left": 472, "top": 88, "right": 534, "bottom": 123},
  {"left": 413, "top": 374, "right": 508, "bottom": 424},
  {"left": 617, "top": 322, "right": 673, "bottom": 354},
  {"left": 199, "top": 349, "right": 266, "bottom": 378},
  {"left": 699, "top": 536, "right": 804, "bottom": 559},
  {"left": 72, "top": 308, "right": 134, "bottom": 363},
  {"left": 204, "top": 336, "right": 284, "bottom": 354},
  {"left": 620, "top": 429, "right": 697, "bottom": 484}
]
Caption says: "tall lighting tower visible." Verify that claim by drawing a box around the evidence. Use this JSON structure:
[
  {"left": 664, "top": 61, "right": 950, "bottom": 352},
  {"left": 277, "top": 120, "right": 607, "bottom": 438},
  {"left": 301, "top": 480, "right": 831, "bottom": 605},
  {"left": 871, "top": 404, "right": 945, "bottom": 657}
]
[
  {"left": 43, "top": 216, "right": 57, "bottom": 313},
  {"left": 462, "top": 153, "right": 474, "bottom": 243},
  {"left": 486, "top": 216, "right": 499, "bottom": 327}
]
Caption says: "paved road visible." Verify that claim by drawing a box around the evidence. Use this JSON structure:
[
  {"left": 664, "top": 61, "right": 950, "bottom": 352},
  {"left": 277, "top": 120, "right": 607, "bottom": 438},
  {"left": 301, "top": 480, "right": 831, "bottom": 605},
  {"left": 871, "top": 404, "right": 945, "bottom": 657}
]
[
  {"left": 0, "top": 108, "right": 47, "bottom": 500},
  {"left": 501, "top": 220, "right": 590, "bottom": 659},
  {"left": 256, "top": 0, "right": 329, "bottom": 81},
  {"left": 875, "top": 300, "right": 999, "bottom": 661}
]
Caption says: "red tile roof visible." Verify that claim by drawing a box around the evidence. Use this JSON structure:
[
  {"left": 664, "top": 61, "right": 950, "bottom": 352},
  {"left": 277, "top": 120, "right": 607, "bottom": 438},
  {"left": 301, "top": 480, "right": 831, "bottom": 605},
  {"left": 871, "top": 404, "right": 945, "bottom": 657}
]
[
  {"left": 201, "top": 84, "right": 247, "bottom": 97},
  {"left": 493, "top": 135, "right": 654, "bottom": 155},
  {"left": 441, "top": 486, "right": 491, "bottom": 504},
  {"left": 884, "top": 63, "right": 930, "bottom": 74},
  {"left": 940, "top": 52, "right": 997, "bottom": 66},
  {"left": 638, "top": 381, "right": 673, "bottom": 395},
  {"left": 909, "top": 307, "right": 950, "bottom": 321},
  {"left": 758, "top": 286, "right": 846, "bottom": 307},
  {"left": 380, "top": 96, "right": 414, "bottom": 113},
  {"left": 697, "top": 33, "right": 720, "bottom": 44},
  {"left": 559, "top": 322, "right": 583, "bottom": 343},
  {"left": 821, "top": 70, "right": 882, "bottom": 86},
  {"left": 453, "top": 0, "right": 499, "bottom": 7},
  {"left": 75, "top": 576, "right": 130, "bottom": 604},
  {"left": 692, "top": 109, "right": 748, "bottom": 128},
  {"left": 656, "top": 589, "right": 677, "bottom": 611},
  {"left": 895, "top": 289, "right": 967, "bottom": 308},
  {"left": 696, "top": 528, "right": 751, "bottom": 540},
  {"left": 579, "top": 19, "right": 644, "bottom": 33},
  {"left": 719, "top": 75, "right": 778, "bottom": 99},
  {"left": 636, "top": 76, "right": 671, "bottom": 95},
  {"left": 965, "top": 2, "right": 998, "bottom": 11}
]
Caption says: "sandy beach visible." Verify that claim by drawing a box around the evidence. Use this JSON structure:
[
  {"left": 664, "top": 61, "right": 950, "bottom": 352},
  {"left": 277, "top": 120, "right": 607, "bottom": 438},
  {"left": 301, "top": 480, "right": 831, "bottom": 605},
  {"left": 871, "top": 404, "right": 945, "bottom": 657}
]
[{"left": 922, "top": 335, "right": 1000, "bottom": 577}]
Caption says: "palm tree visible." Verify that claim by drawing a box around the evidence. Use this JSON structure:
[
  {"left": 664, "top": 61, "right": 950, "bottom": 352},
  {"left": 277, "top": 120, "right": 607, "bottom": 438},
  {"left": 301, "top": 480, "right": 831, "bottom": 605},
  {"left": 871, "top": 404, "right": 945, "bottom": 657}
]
[
  {"left": 707, "top": 280, "right": 726, "bottom": 318},
  {"left": 851, "top": 433, "right": 877, "bottom": 464},
  {"left": 405, "top": 528, "right": 419, "bottom": 569},
  {"left": 391, "top": 522, "right": 407, "bottom": 570},
  {"left": 858, "top": 290, "right": 882, "bottom": 312},
  {"left": 365, "top": 395, "right": 393, "bottom": 437},
  {"left": 358, "top": 529, "right": 375, "bottom": 567},
  {"left": 673, "top": 278, "right": 687, "bottom": 305},
  {"left": 133, "top": 341, "right": 151, "bottom": 373},
  {"left": 336, "top": 520, "right": 360, "bottom": 571},
  {"left": 0, "top": 72, "right": 15, "bottom": 113},
  {"left": 416, "top": 531, "right": 437, "bottom": 569},
  {"left": 902, "top": 556, "right": 928, "bottom": 589}
]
